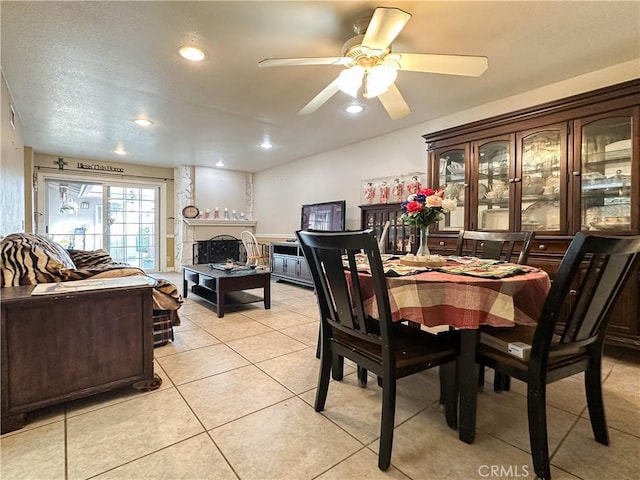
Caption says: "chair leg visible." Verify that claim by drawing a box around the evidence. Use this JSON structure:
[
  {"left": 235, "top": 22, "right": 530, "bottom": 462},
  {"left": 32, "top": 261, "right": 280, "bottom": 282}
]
[
  {"left": 493, "top": 371, "right": 511, "bottom": 392},
  {"left": 527, "top": 381, "right": 551, "bottom": 480},
  {"left": 331, "top": 353, "right": 344, "bottom": 381},
  {"left": 478, "top": 366, "right": 485, "bottom": 390},
  {"left": 378, "top": 376, "right": 396, "bottom": 471},
  {"left": 585, "top": 362, "right": 609, "bottom": 445},
  {"left": 314, "top": 347, "right": 332, "bottom": 412},
  {"left": 357, "top": 366, "right": 368, "bottom": 387}
]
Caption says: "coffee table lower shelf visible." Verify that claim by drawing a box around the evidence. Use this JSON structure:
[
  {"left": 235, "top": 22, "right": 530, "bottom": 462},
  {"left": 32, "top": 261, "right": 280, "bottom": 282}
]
[{"left": 191, "top": 284, "right": 265, "bottom": 311}]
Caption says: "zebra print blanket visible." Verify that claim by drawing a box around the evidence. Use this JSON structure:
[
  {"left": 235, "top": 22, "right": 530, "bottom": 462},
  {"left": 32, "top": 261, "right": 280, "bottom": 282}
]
[{"left": 1, "top": 233, "right": 182, "bottom": 322}]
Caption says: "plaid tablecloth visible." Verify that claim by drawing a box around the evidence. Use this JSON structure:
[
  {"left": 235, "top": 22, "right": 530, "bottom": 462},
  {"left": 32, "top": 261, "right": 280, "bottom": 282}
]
[{"left": 359, "top": 267, "right": 551, "bottom": 329}]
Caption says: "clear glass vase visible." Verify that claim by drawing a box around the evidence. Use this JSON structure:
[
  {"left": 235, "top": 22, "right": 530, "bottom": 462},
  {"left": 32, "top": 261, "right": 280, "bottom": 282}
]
[{"left": 417, "top": 226, "right": 430, "bottom": 256}]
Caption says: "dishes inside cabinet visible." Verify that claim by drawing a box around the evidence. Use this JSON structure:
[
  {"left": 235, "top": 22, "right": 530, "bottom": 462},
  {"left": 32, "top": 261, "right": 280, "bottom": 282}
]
[
  {"left": 581, "top": 171, "right": 607, "bottom": 185},
  {"left": 543, "top": 176, "right": 561, "bottom": 195},
  {"left": 522, "top": 176, "right": 545, "bottom": 196},
  {"left": 521, "top": 221, "right": 543, "bottom": 231},
  {"left": 446, "top": 161, "right": 464, "bottom": 175},
  {"left": 522, "top": 200, "right": 560, "bottom": 231},
  {"left": 480, "top": 209, "right": 509, "bottom": 229},
  {"left": 439, "top": 158, "right": 448, "bottom": 176},
  {"left": 604, "top": 139, "right": 631, "bottom": 160},
  {"left": 586, "top": 204, "right": 631, "bottom": 231}
]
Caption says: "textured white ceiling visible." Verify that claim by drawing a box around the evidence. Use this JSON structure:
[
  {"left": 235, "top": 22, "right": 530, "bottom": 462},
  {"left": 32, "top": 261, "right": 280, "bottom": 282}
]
[{"left": 2, "top": 1, "right": 639, "bottom": 172}]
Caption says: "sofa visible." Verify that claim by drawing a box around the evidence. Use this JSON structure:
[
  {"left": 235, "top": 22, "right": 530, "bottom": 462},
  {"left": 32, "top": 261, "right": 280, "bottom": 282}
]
[{"left": 0, "top": 232, "right": 182, "bottom": 346}]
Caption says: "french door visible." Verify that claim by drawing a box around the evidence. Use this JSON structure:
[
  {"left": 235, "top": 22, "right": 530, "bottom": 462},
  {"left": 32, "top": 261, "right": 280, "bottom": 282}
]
[{"left": 37, "top": 173, "right": 165, "bottom": 272}]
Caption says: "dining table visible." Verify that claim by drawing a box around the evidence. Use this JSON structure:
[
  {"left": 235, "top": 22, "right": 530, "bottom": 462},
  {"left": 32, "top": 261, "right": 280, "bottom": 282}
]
[{"left": 353, "top": 256, "right": 552, "bottom": 444}]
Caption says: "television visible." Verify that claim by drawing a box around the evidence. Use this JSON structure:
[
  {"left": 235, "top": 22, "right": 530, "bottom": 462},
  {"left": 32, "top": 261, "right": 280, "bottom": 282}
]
[{"left": 300, "top": 200, "right": 346, "bottom": 231}]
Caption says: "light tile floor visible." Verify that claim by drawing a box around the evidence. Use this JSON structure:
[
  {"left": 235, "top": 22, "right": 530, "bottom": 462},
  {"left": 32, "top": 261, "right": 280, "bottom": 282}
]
[{"left": 2, "top": 273, "right": 639, "bottom": 480}]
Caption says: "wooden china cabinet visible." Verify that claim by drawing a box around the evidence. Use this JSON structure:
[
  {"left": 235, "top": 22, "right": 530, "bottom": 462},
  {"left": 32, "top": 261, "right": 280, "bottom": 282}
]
[
  {"left": 423, "top": 79, "right": 640, "bottom": 348},
  {"left": 360, "top": 203, "right": 418, "bottom": 255}
]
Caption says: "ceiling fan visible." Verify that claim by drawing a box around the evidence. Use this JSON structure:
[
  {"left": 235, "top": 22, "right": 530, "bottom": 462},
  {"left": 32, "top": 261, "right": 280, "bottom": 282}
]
[{"left": 258, "top": 7, "right": 488, "bottom": 120}]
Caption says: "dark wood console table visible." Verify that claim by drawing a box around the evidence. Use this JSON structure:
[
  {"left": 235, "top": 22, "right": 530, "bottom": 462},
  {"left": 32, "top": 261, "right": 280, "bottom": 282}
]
[
  {"left": 183, "top": 264, "right": 271, "bottom": 318},
  {"left": 1, "top": 281, "right": 160, "bottom": 433}
]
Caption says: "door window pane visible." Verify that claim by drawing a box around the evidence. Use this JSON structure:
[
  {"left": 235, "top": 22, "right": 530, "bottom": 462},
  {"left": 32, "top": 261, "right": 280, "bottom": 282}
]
[
  {"left": 107, "top": 186, "right": 158, "bottom": 269},
  {"left": 45, "top": 181, "right": 102, "bottom": 250}
]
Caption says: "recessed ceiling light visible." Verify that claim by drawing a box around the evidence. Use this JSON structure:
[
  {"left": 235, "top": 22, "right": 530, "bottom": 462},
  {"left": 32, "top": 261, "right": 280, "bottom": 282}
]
[
  {"left": 215, "top": 160, "right": 224, "bottom": 167},
  {"left": 133, "top": 118, "right": 153, "bottom": 127},
  {"left": 260, "top": 135, "right": 273, "bottom": 149},
  {"left": 178, "top": 46, "right": 206, "bottom": 62},
  {"left": 113, "top": 148, "right": 127, "bottom": 156},
  {"left": 345, "top": 103, "right": 364, "bottom": 114}
]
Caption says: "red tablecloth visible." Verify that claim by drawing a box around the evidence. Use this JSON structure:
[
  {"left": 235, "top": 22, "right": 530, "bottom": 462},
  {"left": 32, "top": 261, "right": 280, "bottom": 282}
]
[{"left": 359, "top": 267, "right": 551, "bottom": 329}]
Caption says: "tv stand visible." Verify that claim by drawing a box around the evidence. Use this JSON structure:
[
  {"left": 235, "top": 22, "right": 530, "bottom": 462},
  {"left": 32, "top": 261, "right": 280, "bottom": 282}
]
[{"left": 269, "top": 242, "right": 313, "bottom": 288}]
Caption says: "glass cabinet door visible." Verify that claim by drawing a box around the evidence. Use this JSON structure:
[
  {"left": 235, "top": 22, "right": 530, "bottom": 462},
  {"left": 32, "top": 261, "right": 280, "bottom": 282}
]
[
  {"left": 435, "top": 145, "right": 467, "bottom": 232},
  {"left": 475, "top": 136, "right": 513, "bottom": 231},
  {"left": 518, "top": 126, "right": 566, "bottom": 233},
  {"left": 578, "top": 114, "right": 633, "bottom": 232}
]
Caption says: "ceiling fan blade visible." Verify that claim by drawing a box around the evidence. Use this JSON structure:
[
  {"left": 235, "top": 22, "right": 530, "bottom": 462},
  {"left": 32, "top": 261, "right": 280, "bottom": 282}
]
[
  {"left": 298, "top": 77, "right": 341, "bottom": 116},
  {"left": 258, "top": 57, "right": 351, "bottom": 67},
  {"left": 362, "top": 7, "right": 411, "bottom": 52},
  {"left": 378, "top": 83, "right": 411, "bottom": 120},
  {"left": 395, "top": 53, "right": 489, "bottom": 77}
]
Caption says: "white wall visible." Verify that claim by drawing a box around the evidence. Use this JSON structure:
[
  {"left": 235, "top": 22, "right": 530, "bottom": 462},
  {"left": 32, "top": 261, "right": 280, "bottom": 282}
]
[
  {"left": 254, "top": 61, "right": 640, "bottom": 237},
  {"left": 194, "top": 167, "right": 252, "bottom": 219},
  {"left": 0, "top": 71, "right": 25, "bottom": 235}
]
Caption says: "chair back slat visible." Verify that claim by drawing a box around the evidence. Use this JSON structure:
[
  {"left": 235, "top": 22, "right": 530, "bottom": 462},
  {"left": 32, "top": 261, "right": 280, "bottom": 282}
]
[
  {"left": 315, "top": 247, "right": 358, "bottom": 330},
  {"left": 456, "top": 230, "right": 535, "bottom": 264},
  {"left": 535, "top": 233, "right": 640, "bottom": 358},
  {"left": 565, "top": 253, "right": 636, "bottom": 343},
  {"left": 297, "top": 229, "right": 392, "bottom": 346}
]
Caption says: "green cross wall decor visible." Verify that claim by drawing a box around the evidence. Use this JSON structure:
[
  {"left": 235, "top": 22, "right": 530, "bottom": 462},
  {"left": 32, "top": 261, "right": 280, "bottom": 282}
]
[{"left": 54, "top": 158, "right": 67, "bottom": 170}]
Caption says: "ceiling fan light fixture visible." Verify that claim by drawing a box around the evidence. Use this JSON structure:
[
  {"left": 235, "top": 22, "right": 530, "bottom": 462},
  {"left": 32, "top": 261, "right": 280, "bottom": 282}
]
[
  {"left": 345, "top": 103, "right": 364, "bottom": 114},
  {"left": 337, "top": 66, "right": 364, "bottom": 98},
  {"left": 178, "top": 46, "right": 206, "bottom": 62},
  {"left": 364, "top": 65, "right": 397, "bottom": 98}
]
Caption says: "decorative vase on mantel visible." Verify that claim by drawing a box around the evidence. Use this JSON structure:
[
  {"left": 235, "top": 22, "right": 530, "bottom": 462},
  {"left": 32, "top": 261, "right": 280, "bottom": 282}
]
[{"left": 417, "top": 225, "right": 431, "bottom": 256}]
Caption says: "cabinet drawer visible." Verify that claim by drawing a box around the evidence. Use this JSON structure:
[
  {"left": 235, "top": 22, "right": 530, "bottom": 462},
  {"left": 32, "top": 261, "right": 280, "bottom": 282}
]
[
  {"left": 529, "top": 239, "right": 569, "bottom": 256},
  {"left": 430, "top": 236, "right": 458, "bottom": 253}
]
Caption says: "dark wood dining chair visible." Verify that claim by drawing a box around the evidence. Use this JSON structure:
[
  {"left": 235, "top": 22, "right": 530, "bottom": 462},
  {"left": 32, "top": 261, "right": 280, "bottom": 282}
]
[
  {"left": 456, "top": 229, "right": 535, "bottom": 264},
  {"left": 476, "top": 232, "right": 640, "bottom": 480},
  {"left": 296, "top": 229, "right": 459, "bottom": 471},
  {"left": 454, "top": 230, "right": 536, "bottom": 391}
]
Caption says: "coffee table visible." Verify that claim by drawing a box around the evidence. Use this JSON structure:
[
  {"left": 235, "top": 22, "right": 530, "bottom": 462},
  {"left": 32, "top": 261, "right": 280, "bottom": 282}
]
[{"left": 183, "top": 264, "right": 271, "bottom": 318}]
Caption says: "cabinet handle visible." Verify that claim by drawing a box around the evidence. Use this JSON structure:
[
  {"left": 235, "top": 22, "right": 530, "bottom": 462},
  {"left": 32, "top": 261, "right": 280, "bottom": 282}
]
[
  {"left": 464, "top": 183, "right": 469, "bottom": 188},
  {"left": 538, "top": 244, "right": 547, "bottom": 250},
  {"left": 569, "top": 289, "right": 577, "bottom": 296},
  {"left": 514, "top": 177, "right": 521, "bottom": 183},
  {"left": 508, "top": 178, "right": 516, "bottom": 184},
  {"left": 439, "top": 241, "right": 445, "bottom": 246},
  {"left": 572, "top": 171, "right": 581, "bottom": 176}
]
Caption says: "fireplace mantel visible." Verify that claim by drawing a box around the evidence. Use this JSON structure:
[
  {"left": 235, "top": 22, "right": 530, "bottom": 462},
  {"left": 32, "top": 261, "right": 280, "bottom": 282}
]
[{"left": 182, "top": 219, "right": 257, "bottom": 227}]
